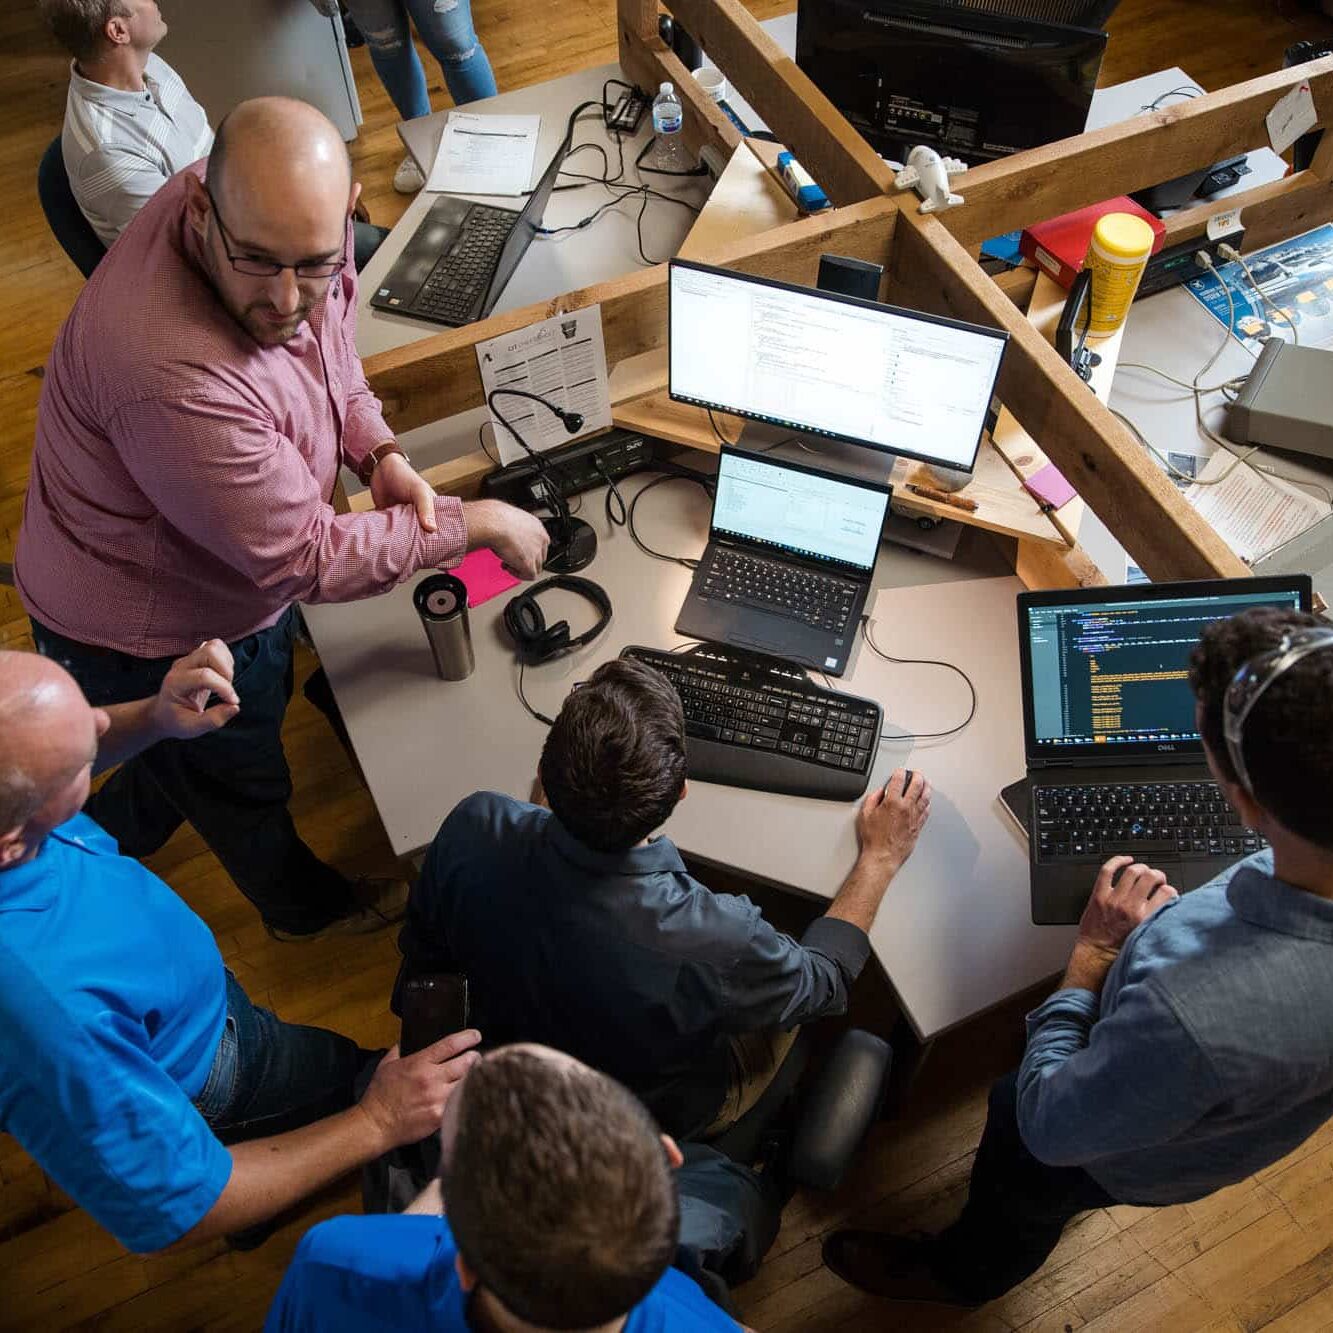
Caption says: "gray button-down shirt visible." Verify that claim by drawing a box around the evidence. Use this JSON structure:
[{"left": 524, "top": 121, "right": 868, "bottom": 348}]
[
  {"left": 399, "top": 791, "right": 872, "bottom": 1138},
  {"left": 1017, "top": 851, "right": 1333, "bottom": 1205},
  {"left": 61, "top": 54, "right": 213, "bottom": 248}
]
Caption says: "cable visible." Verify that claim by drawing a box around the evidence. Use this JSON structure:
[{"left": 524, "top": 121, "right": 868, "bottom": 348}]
[
  {"left": 1142, "top": 85, "right": 1202, "bottom": 111},
  {"left": 595, "top": 460, "right": 628, "bottom": 528},
  {"left": 1219, "top": 243, "right": 1300, "bottom": 346},
  {"left": 477, "top": 419, "right": 501, "bottom": 466},
  {"left": 861, "top": 618, "right": 978, "bottom": 741},
  {"left": 707, "top": 408, "right": 738, "bottom": 447},
  {"left": 516, "top": 660, "right": 556, "bottom": 727},
  {"left": 627, "top": 472, "right": 711, "bottom": 569}
]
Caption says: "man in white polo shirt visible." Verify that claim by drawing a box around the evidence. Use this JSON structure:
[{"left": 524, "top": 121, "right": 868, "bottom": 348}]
[{"left": 39, "top": 1, "right": 212, "bottom": 249}]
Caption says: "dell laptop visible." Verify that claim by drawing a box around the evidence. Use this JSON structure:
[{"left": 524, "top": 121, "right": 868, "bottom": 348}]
[
  {"left": 1018, "top": 575, "right": 1312, "bottom": 924},
  {"left": 369, "top": 134, "right": 567, "bottom": 328},
  {"left": 675, "top": 446, "right": 892, "bottom": 677}
]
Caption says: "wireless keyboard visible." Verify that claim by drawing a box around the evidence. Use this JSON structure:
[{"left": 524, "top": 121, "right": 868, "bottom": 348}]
[{"left": 621, "top": 644, "right": 883, "bottom": 801}]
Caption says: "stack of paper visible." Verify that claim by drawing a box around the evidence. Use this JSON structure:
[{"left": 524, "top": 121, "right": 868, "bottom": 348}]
[{"left": 427, "top": 111, "right": 541, "bottom": 196}]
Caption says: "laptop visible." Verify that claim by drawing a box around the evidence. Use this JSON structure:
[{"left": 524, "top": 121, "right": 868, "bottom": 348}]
[
  {"left": 675, "top": 446, "right": 892, "bottom": 677},
  {"left": 1017, "top": 575, "right": 1312, "bottom": 924},
  {"left": 369, "top": 134, "right": 567, "bottom": 328}
]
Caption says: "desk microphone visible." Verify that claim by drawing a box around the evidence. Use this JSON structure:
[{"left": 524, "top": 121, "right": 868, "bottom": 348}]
[{"left": 485, "top": 387, "right": 597, "bottom": 574}]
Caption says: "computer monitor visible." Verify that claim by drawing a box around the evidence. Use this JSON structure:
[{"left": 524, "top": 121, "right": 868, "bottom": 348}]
[
  {"left": 1017, "top": 576, "right": 1312, "bottom": 762},
  {"left": 794, "top": 0, "right": 1107, "bottom": 166},
  {"left": 668, "top": 259, "right": 1008, "bottom": 473}
]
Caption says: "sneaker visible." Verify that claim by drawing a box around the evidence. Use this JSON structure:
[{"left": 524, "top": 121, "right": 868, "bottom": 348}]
[
  {"left": 821, "top": 1230, "right": 980, "bottom": 1307},
  {"left": 393, "top": 155, "right": 425, "bottom": 194},
  {"left": 266, "top": 876, "right": 409, "bottom": 943}
]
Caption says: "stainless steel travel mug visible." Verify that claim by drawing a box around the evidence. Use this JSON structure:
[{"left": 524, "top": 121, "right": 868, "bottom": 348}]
[{"left": 413, "top": 574, "right": 474, "bottom": 681}]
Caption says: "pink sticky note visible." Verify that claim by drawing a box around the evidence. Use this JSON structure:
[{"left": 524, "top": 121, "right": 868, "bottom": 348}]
[
  {"left": 454, "top": 547, "right": 521, "bottom": 607},
  {"left": 1024, "top": 463, "right": 1077, "bottom": 511}
]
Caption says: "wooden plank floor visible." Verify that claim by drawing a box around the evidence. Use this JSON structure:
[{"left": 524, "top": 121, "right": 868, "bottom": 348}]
[{"left": 3, "top": 2, "right": 1333, "bottom": 1328}]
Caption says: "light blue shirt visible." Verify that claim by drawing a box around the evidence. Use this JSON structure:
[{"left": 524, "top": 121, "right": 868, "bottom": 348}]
[
  {"left": 0, "top": 813, "right": 232, "bottom": 1251},
  {"left": 1017, "top": 851, "right": 1333, "bottom": 1205}
]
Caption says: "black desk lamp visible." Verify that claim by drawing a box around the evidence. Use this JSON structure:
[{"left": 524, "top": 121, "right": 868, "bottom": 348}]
[{"left": 485, "top": 387, "right": 597, "bottom": 574}]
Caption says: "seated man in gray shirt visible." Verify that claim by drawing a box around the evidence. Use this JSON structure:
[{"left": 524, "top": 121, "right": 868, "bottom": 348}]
[
  {"left": 397, "top": 657, "right": 931, "bottom": 1140},
  {"left": 40, "top": 0, "right": 213, "bottom": 248},
  {"left": 824, "top": 605, "right": 1333, "bottom": 1306}
]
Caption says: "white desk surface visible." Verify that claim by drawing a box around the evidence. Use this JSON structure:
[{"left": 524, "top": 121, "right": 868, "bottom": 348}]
[
  {"left": 302, "top": 476, "right": 1076, "bottom": 1042},
  {"left": 355, "top": 62, "right": 712, "bottom": 360}
]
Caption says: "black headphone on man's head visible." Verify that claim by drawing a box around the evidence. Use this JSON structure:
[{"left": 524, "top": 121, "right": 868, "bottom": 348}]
[{"left": 502, "top": 575, "right": 612, "bottom": 666}]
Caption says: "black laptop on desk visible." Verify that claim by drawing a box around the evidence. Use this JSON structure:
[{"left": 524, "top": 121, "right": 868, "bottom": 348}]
[
  {"left": 1018, "top": 575, "right": 1312, "bottom": 924},
  {"left": 369, "top": 134, "right": 567, "bottom": 328},
  {"left": 674, "top": 447, "right": 892, "bottom": 677}
]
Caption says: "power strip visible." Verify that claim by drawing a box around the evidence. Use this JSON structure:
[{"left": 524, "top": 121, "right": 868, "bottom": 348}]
[
  {"left": 478, "top": 428, "right": 673, "bottom": 508},
  {"left": 1138, "top": 226, "right": 1244, "bottom": 300}
]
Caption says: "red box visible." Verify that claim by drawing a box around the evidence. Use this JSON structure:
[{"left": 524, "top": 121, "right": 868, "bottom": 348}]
[{"left": 1019, "top": 197, "right": 1166, "bottom": 290}]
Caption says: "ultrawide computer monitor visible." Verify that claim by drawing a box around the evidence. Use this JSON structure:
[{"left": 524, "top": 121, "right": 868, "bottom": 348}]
[{"left": 668, "top": 259, "right": 1008, "bottom": 473}]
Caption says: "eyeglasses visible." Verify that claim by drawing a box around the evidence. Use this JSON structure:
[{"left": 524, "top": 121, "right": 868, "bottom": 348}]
[
  {"left": 1222, "top": 626, "right": 1333, "bottom": 793},
  {"left": 205, "top": 186, "right": 347, "bottom": 279}
]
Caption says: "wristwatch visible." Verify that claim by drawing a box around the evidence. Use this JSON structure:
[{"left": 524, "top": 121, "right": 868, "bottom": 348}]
[{"left": 357, "top": 441, "right": 407, "bottom": 486}]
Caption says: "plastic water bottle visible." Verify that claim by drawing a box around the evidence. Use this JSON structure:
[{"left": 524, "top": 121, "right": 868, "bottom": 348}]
[{"left": 646, "top": 82, "right": 693, "bottom": 173}]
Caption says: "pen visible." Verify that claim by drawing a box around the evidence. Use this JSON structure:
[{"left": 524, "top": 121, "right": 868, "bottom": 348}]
[{"left": 906, "top": 483, "right": 979, "bottom": 513}]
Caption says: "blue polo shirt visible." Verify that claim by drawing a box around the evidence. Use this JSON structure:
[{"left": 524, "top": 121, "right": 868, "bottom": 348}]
[
  {"left": 0, "top": 813, "right": 232, "bottom": 1252},
  {"left": 265, "top": 1214, "right": 742, "bottom": 1332}
]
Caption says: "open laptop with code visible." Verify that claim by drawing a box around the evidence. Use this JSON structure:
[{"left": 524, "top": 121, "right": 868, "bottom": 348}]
[
  {"left": 674, "top": 446, "right": 892, "bottom": 677},
  {"left": 1018, "top": 576, "right": 1311, "bottom": 924}
]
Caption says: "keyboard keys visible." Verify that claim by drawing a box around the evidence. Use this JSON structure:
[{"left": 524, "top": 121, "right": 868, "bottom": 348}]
[{"left": 699, "top": 549, "right": 858, "bottom": 632}]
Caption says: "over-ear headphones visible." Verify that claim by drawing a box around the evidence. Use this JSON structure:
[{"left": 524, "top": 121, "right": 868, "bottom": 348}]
[{"left": 502, "top": 575, "right": 612, "bottom": 666}]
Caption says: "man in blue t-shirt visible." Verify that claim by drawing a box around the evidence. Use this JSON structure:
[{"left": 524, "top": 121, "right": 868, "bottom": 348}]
[
  {"left": 267, "top": 1043, "right": 750, "bottom": 1332},
  {"left": 0, "top": 645, "right": 481, "bottom": 1254}
]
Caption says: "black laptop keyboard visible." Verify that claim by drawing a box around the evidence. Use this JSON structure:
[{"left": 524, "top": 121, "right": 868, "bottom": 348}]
[
  {"left": 1034, "top": 781, "right": 1267, "bottom": 862},
  {"left": 700, "top": 549, "right": 858, "bottom": 633},
  {"left": 413, "top": 204, "right": 515, "bottom": 324},
  {"left": 622, "top": 645, "right": 882, "bottom": 800}
]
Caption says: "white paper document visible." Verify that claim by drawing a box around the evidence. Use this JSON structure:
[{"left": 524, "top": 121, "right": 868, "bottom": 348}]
[
  {"left": 1184, "top": 452, "right": 1328, "bottom": 564},
  {"left": 476, "top": 307, "right": 613, "bottom": 465},
  {"left": 427, "top": 112, "right": 540, "bottom": 195}
]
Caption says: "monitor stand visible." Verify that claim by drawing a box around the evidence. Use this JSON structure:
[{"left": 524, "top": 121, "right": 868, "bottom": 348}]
[{"left": 734, "top": 422, "right": 896, "bottom": 489}]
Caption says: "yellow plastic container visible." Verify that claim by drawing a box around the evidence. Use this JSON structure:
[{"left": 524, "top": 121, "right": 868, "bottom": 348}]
[{"left": 1083, "top": 213, "right": 1155, "bottom": 337}]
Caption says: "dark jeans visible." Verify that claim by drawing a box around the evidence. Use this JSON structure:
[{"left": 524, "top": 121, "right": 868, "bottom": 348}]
[
  {"left": 32, "top": 610, "right": 355, "bottom": 933},
  {"left": 931, "top": 1070, "right": 1117, "bottom": 1303},
  {"left": 195, "top": 971, "right": 372, "bottom": 1144}
]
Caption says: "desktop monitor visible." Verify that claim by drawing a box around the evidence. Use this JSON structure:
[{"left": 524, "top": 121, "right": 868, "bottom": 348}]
[
  {"left": 667, "top": 259, "right": 1008, "bottom": 473},
  {"left": 794, "top": 0, "right": 1107, "bottom": 166}
]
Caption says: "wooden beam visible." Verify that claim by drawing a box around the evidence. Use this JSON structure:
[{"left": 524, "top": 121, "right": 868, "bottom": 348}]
[
  {"left": 364, "top": 199, "right": 899, "bottom": 435},
  {"left": 890, "top": 210, "right": 1248, "bottom": 583},
  {"left": 935, "top": 58, "right": 1333, "bottom": 247},
  {"left": 655, "top": 0, "right": 895, "bottom": 205}
]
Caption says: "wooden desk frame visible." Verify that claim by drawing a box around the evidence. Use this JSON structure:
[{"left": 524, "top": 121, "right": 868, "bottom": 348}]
[{"left": 359, "top": 0, "right": 1333, "bottom": 587}]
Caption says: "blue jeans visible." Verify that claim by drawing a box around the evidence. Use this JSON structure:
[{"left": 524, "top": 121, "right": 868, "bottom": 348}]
[
  {"left": 31, "top": 609, "right": 356, "bottom": 934},
  {"left": 195, "top": 972, "right": 374, "bottom": 1143},
  {"left": 345, "top": 0, "right": 497, "bottom": 119}
]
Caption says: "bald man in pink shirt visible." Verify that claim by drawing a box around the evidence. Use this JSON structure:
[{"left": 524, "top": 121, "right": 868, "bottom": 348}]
[{"left": 17, "top": 97, "right": 547, "bottom": 940}]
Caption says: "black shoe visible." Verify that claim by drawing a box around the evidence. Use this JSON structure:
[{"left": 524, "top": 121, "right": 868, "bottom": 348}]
[
  {"left": 265, "top": 877, "right": 408, "bottom": 943},
  {"left": 821, "top": 1230, "right": 981, "bottom": 1307}
]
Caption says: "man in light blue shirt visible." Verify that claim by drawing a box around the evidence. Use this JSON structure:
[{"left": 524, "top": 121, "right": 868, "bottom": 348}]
[
  {"left": 267, "top": 1044, "right": 748, "bottom": 1332},
  {"left": 824, "top": 606, "right": 1333, "bottom": 1305},
  {"left": 0, "top": 645, "right": 479, "bottom": 1253}
]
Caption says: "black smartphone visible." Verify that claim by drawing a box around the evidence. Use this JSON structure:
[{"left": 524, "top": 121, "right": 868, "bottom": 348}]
[{"left": 399, "top": 973, "right": 470, "bottom": 1057}]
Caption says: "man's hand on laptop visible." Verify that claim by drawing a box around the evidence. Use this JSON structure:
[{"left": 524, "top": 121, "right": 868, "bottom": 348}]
[{"left": 1061, "top": 855, "right": 1178, "bottom": 995}]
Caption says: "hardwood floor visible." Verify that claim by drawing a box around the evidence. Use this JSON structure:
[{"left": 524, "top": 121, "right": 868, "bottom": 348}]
[{"left": 3, "top": 1, "right": 1333, "bottom": 1329}]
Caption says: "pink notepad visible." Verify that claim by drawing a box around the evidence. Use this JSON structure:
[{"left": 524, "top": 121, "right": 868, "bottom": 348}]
[
  {"left": 454, "top": 547, "right": 521, "bottom": 607},
  {"left": 1024, "top": 463, "right": 1077, "bottom": 511}
]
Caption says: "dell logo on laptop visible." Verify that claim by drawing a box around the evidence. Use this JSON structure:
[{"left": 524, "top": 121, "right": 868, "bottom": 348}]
[{"left": 1157, "top": 743, "right": 1177, "bottom": 751}]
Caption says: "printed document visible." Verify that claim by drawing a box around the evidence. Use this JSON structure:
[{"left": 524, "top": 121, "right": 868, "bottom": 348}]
[
  {"left": 427, "top": 112, "right": 540, "bottom": 196},
  {"left": 1184, "top": 452, "right": 1328, "bottom": 564}
]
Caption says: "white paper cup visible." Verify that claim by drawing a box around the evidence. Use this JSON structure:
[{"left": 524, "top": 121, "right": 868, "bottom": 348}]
[{"left": 693, "top": 67, "right": 727, "bottom": 103}]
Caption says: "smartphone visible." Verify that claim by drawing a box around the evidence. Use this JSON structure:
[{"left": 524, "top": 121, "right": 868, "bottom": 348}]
[{"left": 399, "top": 973, "right": 470, "bottom": 1057}]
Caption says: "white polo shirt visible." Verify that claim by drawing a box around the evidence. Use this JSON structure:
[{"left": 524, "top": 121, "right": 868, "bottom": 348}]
[{"left": 61, "top": 53, "right": 213, "bottom": 249}]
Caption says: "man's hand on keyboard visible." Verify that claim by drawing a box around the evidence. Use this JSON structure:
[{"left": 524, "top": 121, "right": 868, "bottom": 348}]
[
  {"left": 1061, "top": 856, "right": 1179, "bottom": 995},
  {"left": 857, "top": 767, "right": 931, "bottom": 874}
]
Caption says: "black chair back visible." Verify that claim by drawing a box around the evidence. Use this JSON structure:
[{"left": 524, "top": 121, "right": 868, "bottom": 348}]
[{"left": 38, "top": 135, "right": 107, "bottom": 280}]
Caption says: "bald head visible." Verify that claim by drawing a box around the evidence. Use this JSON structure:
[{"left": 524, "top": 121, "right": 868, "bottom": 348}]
[
  {"left": 208, "top": 97, "right": 352, "bottom": 216},
  {"left": 0, "top": 652, "right": 101, "bottom": 851}
]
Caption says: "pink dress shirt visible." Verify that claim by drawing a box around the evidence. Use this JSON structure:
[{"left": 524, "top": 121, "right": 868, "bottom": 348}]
[{"left": 17, "top": 163, "right": 466, "bottom": 658}]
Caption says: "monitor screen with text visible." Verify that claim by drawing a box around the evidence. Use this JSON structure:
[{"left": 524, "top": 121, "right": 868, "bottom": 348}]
[
  {"left": 669, "top": 260, "right": 1008, "bottom": 471},
  {"left": 712, "top": 448, "right": 891, "bottom": 573}
]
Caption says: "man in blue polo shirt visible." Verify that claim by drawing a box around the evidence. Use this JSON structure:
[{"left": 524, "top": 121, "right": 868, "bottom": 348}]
[
  {"left": 0, "top": 645, "right": 480, "bottom": 1254},
  {"left": 267, "top": 1044, "right": 749, "bottom": 1332}
]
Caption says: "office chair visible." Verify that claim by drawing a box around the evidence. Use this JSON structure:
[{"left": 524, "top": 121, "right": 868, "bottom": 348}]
[
  {"left": 38, "top": 135, "right": 106, "bottom": 280},
  {"left": 938, "top": 0, "right": 1120, "bottom": 24}
]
